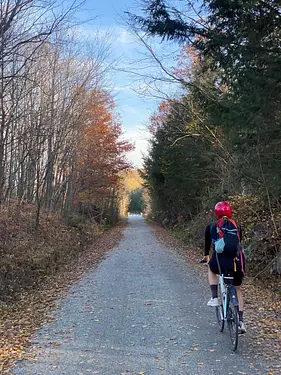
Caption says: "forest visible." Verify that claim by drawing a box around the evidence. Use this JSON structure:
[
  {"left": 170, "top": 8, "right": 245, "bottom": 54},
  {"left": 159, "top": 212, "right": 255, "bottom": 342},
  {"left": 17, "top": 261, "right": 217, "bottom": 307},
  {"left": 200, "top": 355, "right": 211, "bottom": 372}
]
[
  {"left": 0, "top": 0, "right": 136, "bottom": 302},
  {"left": 0, "top": 0, "right": 280, "bottom": 303},
  {"left": 128, "top": 0, "right": 281, "bottom": 277},
  {"left": 0, "top": 2, "right": 280, "bottom": 370}
]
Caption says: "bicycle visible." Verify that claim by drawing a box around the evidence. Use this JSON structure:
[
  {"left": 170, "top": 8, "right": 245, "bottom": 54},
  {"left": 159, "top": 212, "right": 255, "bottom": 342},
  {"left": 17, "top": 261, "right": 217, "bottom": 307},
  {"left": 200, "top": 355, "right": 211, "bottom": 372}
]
[
  {"left": 216, "top": 269, "right": 239, "bottom": 351},
  {"left": 200, "top": 256, "right": 239, "bottom": 351}
]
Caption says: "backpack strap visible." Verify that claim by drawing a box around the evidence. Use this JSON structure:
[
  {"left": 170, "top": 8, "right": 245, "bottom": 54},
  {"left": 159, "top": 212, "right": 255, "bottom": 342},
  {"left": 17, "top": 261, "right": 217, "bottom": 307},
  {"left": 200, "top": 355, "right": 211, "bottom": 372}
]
[
  {"left": 228, "top": 218, "right": 240, "bottom": 240},
  {"left": 239, "top": 249, "right": 245, "bottom": 275},
  {"left": 217, "top": 217, "right": 241, "bottom": 240},
  {"left": 216, "top": 217, "right": 225, "bottom": 238}
]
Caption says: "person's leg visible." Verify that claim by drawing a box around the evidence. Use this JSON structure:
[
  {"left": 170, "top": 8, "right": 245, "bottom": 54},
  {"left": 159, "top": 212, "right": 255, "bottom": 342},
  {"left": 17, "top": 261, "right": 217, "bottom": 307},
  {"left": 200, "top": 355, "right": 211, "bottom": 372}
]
[
  {"left": 236, "top": 285, "right": 244, "bottom": 316},
  {"left": 236, "top": 285, "right": 245, "bottom": 325},
  {"left": 208, "top": 267, "right": 219, "bottom": 297},
  {"left": 235, "top": 273, "right": 247, "bottom": 333},
  {"left": 207, "top": 260, "right": 219, "bottom": 306}
]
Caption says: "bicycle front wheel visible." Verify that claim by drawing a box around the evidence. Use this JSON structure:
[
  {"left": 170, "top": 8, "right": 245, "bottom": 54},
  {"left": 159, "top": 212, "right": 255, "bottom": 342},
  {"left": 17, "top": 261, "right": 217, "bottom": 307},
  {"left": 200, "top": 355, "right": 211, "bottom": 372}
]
[{"left": 227, "top": 301, "right": 239, "bottom": 351}]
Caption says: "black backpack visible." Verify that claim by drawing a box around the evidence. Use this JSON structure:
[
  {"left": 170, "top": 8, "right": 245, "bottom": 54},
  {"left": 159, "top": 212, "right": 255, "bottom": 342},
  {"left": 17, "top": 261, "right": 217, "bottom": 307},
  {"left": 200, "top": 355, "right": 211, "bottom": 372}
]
[{"left": 214, "top": 217, "right": 241, "bottom": 258}]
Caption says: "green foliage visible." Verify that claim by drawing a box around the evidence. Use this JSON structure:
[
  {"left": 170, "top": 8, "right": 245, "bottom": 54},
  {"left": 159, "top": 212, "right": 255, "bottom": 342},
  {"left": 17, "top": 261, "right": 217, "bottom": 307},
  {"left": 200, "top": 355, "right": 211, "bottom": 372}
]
[
  {"left": 129, "top": 188, "right": 146, "bottom": 213},
  {"left": 135, "top": 1, "right": 281, "bottom": 274},
  {"left": 126, "top": 0, "right": 192, "bottom": 41},
  {"left": 144, "top": 99, "right": 220, "bottom": 223},
  {"left": 134, "top": 0, "right": 281, "bottom": 201},
  {"left": 202, "top": 1, "right": 281, "bottom": 200}
]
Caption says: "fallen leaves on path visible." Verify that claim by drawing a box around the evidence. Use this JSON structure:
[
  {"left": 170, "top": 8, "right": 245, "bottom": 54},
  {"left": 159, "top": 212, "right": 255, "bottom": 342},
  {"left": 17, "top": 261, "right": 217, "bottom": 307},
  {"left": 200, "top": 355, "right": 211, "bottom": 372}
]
[
  {"left": 0, "top": 223, "right": 126, "bottom": 374},
  {"left": 152, "top": 223, "right": 281, "bottom": 373}
]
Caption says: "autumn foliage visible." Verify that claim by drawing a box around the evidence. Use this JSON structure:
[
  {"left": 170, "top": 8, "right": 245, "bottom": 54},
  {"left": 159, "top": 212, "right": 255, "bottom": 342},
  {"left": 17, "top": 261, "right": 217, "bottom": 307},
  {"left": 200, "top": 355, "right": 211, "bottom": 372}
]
[
  {"left": 148, "top": 101, "right": 171, "bottom": 135},
  {"left": 75, "top": 90, "right": 133, "bottom": 213},
  {"left": 172, "top": 44, "right": 199, "bottom": 81}
]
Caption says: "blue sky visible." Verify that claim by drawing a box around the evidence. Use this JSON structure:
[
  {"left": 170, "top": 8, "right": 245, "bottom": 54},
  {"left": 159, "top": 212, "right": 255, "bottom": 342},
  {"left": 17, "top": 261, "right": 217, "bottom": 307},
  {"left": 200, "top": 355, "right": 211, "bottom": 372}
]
[{"left": 67, "top": 0, "right": 161, "bottom": 168}]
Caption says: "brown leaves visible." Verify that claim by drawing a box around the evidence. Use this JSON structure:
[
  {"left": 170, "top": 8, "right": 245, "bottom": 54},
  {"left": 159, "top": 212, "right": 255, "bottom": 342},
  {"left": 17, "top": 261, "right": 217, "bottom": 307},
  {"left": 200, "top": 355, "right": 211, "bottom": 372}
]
[
  {"left": 243, "top": 279, "right": 281, "bottom": 364},
  {"left": 0, "top": 203, "right": 105, "bottom": 304},
  {"left": 229, "top": 194, "right": 281, "bottom": 276},
  {"left": 153, "top": 224, "right": 281, "bottom": 370},
  {"left": 0, "top": 223, "right": 126, "bottom": 373}
]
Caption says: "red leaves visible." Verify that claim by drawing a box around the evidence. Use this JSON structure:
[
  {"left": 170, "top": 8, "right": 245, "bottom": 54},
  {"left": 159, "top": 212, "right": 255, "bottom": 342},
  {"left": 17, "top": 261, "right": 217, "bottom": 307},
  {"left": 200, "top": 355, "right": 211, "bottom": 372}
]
[
  {"left": 148, "top": 101, "right": 171, "bottom": 135},
  {"left": 172, "top": 44, "right": 199, "bottom": 81}
]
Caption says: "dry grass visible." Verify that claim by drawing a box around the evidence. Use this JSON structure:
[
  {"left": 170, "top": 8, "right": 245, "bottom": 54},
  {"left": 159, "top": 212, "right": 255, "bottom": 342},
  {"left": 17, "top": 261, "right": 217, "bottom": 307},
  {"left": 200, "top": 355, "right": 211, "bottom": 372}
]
[
  {"left": 0, "top": 202, "right": 102, "bottom": 302},
  {"left": 0, "top": 202, "right": 126, "bottom": 373},
  {"left": 164, "top": 194, "right": 281, "bottom": 278}
]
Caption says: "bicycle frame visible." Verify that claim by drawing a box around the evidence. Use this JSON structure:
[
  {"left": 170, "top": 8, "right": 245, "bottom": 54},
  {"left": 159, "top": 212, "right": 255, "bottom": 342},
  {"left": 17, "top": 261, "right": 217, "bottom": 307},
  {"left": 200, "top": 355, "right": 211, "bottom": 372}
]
[
  {"left": 218, "top": 274, "right": 238, "bottom": 320},
  {"left": 216, "top": 273, "right": 240, "bottom": 351},
  {"left": 215, "top": 253, "right": 240, "bottom": 351}
]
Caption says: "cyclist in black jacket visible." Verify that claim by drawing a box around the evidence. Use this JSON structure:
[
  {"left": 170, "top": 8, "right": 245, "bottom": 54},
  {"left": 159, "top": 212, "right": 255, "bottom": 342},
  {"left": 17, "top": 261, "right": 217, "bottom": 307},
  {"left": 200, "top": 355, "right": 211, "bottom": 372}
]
[{"left": 201, "top": 201, "right": 246, "bottom": 334}]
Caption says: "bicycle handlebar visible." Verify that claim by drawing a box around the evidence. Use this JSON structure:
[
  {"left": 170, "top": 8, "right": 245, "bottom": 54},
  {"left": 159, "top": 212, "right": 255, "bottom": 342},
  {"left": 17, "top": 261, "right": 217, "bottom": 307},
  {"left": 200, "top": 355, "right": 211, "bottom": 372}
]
[{"left": 199, "top": 258, "right": 208, "bottom": 264}]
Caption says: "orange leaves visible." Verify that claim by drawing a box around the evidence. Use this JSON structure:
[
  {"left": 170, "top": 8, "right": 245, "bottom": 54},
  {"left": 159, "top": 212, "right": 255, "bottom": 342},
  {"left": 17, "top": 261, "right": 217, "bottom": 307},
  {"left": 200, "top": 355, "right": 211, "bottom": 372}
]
[
  {"left": 172, "top": 44, "right": 199, "bottom": 81},
  {"left": 122, "top": 169, "right": 143, "bottom": 192},
  {"left": 75, "top": 89, "right": 134, "bottom": 205},
  {"left": 148, "top": 101, "right": 171, "bottom": 135}
]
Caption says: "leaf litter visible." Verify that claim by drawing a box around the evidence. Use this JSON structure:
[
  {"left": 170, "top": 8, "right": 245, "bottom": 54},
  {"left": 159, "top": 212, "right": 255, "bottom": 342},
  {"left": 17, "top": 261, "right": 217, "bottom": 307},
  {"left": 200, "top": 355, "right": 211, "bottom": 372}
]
[
  {"left": 152, "top": 223, "right": 281, "bottom": 374},
  {"left": 0, "top": 223, "right": 126, "bottom": 374}
]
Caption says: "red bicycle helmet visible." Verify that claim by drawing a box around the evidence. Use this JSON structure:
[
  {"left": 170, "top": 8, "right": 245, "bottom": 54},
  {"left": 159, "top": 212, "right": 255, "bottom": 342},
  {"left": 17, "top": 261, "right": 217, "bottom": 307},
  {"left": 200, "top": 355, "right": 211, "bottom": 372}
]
[{"left": 214, "top": 201, "right": 233, "bottom": 219}]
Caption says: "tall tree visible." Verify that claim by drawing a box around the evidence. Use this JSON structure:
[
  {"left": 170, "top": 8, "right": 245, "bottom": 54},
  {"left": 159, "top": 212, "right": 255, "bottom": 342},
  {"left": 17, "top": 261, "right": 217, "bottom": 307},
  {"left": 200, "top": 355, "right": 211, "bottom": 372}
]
[
  {"left": 0, "top": 0, "right": 81, "bottom": 200},
  {"left": 75, "top": 90, "right": 134, "bottom": 223},
  {"left": 144, "top": 97, "right": 220, "bottom": 221},
  {"left": 129, "top": 0, "right": 281, "bottom": 201},
  {"left": 129, "top": 188, "right": 146, "bottom": 213}
]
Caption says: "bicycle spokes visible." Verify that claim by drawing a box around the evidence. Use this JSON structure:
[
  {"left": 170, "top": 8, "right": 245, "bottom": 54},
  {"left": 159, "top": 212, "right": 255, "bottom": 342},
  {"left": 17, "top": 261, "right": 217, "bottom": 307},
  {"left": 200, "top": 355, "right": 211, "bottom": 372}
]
[
  {"left": 227, "top": 303, "right": 239, "bottom": 351},
  {"left": 216, "top": 303, "right": 224, "bottom": 332}
]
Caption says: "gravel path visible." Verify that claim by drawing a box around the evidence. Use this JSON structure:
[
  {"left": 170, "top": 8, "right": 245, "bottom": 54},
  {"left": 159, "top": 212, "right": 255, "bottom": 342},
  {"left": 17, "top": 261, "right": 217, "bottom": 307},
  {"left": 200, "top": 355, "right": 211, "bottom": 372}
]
[{"left": 12, "top": 216, "right": 271, "bottom": 374}]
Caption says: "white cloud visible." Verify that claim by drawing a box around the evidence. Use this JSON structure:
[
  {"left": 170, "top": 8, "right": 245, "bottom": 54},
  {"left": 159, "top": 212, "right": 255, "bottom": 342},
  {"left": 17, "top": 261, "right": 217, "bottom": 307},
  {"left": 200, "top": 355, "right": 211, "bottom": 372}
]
[
  {"left": 121, "top": 105, "right": 139, "bottom": 115},
  {"left": 123, "top": 128, "right": 150, "bottom": 168},
  {"left": 117, "top": 28, "right": 135, "bottom": 45},
  {"left": 76, "top": 24, "right": 136, "bottom": 46},
  {"left": 113, "top": 85, "right": 132, "bottom": 93}
]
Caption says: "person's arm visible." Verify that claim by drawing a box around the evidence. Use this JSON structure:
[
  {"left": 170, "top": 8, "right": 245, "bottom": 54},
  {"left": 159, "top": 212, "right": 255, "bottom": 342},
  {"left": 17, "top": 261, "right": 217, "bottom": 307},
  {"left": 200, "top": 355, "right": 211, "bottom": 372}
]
[
  {"left": 204, "top": 223, "right": 212, "bottom": 256},
  {"left": 200, "top": 223, "right": 212, "bottom": 263}
]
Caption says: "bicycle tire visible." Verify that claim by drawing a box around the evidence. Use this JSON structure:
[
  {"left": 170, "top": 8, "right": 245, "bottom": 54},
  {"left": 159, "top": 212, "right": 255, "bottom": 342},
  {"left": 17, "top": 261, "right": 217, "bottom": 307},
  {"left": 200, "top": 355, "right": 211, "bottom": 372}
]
[
  {"left": 216, "top": 304, "right": 224, "bottom": 332},
  {"left": 227, "top": 301, "right": 239, "bottom": 351},
  {"left": 216, "top": 284, "right": 224, "bottom": 332}
]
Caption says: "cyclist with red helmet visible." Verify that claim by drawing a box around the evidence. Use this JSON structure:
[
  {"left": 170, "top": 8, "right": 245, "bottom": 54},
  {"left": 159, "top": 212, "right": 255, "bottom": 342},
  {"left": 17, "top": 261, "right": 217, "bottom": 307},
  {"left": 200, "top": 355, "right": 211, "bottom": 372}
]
[{"left": 201, "top": 201, "right": 247, "bottom": 334}]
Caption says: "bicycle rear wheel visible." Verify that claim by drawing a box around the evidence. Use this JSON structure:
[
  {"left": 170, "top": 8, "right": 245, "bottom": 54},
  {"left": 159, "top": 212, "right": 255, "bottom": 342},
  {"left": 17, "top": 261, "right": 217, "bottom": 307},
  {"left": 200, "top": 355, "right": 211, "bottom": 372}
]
[
  {"left": 227, "top": 301, "right": 239, "bottom": 351},
  {"left": 216, "top": 285, "right": 224, "bottom": 332}
]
